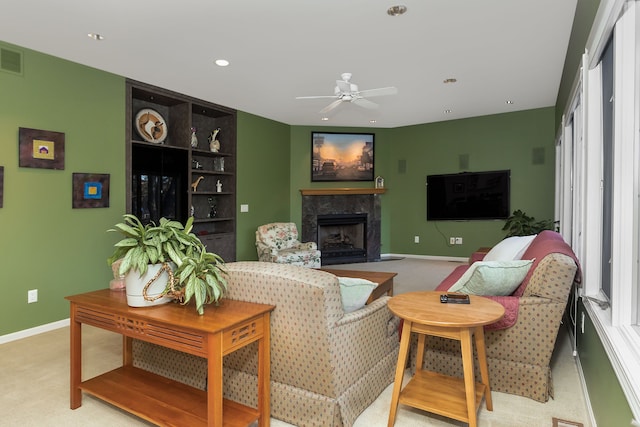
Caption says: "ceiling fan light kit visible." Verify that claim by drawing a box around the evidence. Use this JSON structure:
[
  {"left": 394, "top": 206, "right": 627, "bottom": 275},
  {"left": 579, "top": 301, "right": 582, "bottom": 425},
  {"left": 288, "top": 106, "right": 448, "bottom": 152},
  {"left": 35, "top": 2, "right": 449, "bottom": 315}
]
[{"left": 296, "top": 73, "right": 398, "bottom": 115}]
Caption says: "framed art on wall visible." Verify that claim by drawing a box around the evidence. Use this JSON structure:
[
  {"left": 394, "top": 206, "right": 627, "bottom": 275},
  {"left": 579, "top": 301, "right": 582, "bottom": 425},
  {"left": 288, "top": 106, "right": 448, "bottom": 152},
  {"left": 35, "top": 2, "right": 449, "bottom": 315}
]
[
  {"left": 19, "top": 127, "right": 65, "bottom": 170},
  {"left": 311, "top": 132, "right": 375, "bottom": 182},
  {"left": 72, "top": 173, "right": 110, "bottom": 208}
]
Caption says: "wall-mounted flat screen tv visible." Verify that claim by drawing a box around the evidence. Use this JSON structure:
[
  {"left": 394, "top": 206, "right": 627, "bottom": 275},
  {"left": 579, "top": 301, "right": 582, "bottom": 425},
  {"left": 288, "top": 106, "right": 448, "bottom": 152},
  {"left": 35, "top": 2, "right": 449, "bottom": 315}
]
[{"left": 426, "top": 170, "right": 510, "bottom": 221}]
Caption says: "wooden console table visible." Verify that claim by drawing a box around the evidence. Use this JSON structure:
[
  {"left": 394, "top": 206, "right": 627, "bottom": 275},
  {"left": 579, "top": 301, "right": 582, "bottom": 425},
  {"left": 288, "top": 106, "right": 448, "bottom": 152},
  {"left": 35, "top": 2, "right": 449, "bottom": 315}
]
[{"left": 66, "top": 289, "right": 275, "bottom": 427}]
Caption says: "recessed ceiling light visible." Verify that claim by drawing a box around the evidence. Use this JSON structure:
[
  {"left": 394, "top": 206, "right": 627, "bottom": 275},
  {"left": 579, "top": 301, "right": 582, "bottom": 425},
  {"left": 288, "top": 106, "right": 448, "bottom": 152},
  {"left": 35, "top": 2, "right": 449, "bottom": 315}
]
[
  {"left": 87, "top": 33, "right": 104, "bottom": 41},
  {"left": 443, "top": 78, "right": 457, "bottom": 84},
  {"left": 321, "top": 117, "right": 329, "bottom": 121},
  {"left": 505, "top": 100, "right": 514, "bottom": 104},
  {"left": 215, "top": 59, "right": 230, "bottom": 67},
  {"left": 444, "top": 109, "right": 452, "bottom": 114},
  {"left": 387, "top": 5, "right": 407, "bottom": 16},
  {"left": 369, "top": 120, "right": 377, "bottom": 124}
]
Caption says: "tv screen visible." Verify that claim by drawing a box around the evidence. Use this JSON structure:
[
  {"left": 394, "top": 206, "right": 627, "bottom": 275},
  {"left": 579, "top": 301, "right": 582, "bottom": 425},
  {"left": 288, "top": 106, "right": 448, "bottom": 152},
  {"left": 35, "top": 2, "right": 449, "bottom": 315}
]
[{"left": 426, "top": 170, "right": 510, "bottom": 221}]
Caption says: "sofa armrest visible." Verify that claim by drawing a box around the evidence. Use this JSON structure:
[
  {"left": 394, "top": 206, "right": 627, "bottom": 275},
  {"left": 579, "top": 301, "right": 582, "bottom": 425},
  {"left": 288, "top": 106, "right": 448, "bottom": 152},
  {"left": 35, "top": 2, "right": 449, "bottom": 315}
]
[
  {"left": 469, "top": 248, "right": 489, "bottom": 264},
  {"left": 255, "top": 240, "right": 277, "bottom": 261},
  {"left": 330, "top": 296, "right": 399, "bottom": 393},
  {"left": 484, "top": 296, "right": 565, "bottom": 366},
  {"left": 335, "top": 296, "right": 391, "bottom": 326}
]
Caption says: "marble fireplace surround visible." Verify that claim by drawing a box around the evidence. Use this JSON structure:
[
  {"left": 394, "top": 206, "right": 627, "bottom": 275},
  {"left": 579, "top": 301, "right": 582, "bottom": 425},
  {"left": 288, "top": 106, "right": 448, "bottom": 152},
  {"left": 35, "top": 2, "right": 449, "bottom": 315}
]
[{"left": 300, "top": 188, "right": 385, "bottom": 263}]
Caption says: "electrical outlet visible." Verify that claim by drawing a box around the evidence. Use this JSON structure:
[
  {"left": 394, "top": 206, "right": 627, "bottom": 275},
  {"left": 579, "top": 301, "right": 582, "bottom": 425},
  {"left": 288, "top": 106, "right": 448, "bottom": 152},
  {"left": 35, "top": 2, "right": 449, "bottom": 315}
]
[
  {"left": 240, "top": 204, "right": 249, "bottom": 212},
  {"left": 449, "top": 237, "right": 455, "bottom": 245},
  {"left": 414, "top": 235, "right": 419, "bottom": 243},
  {"left": 455, "top": 237, "right": 463, "bottom": 245},
  {"left": 28, "top": 289, "right": 38, "bottom": 304}
]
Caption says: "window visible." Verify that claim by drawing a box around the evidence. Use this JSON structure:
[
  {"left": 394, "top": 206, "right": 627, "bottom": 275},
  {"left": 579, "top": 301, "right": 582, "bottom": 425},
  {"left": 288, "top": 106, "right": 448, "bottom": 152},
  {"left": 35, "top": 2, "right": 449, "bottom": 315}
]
[{"left": 559, "top": 1, "right": 640, "bottom": 419}]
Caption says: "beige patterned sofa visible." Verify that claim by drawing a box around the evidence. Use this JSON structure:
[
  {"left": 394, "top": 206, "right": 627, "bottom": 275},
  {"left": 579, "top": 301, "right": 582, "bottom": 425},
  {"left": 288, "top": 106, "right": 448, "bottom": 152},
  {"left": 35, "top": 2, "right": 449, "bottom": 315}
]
[
  {"left": 133, "top": 261, "right": 400, "bottom": 427},
  {"left": 413, "top": 230, "right": 580, "bottom": 402}
]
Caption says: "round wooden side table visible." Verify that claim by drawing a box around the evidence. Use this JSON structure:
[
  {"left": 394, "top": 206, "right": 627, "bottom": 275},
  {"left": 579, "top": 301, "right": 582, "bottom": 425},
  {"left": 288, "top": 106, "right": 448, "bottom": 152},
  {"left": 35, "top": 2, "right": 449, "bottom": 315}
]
[{"left": 387, "top": 291, "right": 505, "bottom": 427}]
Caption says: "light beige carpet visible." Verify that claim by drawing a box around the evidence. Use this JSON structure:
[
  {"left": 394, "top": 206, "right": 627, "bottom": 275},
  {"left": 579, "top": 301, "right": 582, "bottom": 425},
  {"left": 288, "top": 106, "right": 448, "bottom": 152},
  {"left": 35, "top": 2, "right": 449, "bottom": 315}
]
[{"left": 0, "top": 259, "right": 592, "bottom": 426}]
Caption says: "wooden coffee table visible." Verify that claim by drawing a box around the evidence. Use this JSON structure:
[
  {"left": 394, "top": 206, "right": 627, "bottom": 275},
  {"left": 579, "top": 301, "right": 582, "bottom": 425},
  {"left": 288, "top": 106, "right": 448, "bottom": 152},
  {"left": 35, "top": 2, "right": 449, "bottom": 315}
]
[
  {"left": 387, "top": 291, "right": 504, "bottom": 427},
  {"left": 320, "top": 268, "right": 396, "bottom": 303}
]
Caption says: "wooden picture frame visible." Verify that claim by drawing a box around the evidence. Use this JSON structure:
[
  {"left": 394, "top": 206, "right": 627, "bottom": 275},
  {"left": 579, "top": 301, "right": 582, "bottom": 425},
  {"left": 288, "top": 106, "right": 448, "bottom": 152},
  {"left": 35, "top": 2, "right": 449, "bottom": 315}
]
[
  {"left": 72, "top": 173, "right": 110, "bottom": 208},
  {"left": 311, "top": 132, "right": 375, "bottom": 182},
  {"left": 19, "top": 127, "right": 65, "bottom": 170}
]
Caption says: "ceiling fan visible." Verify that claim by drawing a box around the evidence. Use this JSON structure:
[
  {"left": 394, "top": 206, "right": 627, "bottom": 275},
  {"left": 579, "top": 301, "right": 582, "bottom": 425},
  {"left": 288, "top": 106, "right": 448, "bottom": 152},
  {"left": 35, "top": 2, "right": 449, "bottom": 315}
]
[{"left": 296, "top": 73, "right": 398, "bottom": 114}]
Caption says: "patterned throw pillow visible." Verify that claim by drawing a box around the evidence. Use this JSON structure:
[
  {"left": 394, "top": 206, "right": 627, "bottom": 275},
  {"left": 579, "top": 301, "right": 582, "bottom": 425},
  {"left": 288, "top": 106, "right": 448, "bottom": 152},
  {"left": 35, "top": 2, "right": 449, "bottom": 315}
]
[
  {"left": 448, "top": 259, "right": 534, "bottom": 296},
  {"left": 338, "top": 277, "right": 377, "bottom": 312}
]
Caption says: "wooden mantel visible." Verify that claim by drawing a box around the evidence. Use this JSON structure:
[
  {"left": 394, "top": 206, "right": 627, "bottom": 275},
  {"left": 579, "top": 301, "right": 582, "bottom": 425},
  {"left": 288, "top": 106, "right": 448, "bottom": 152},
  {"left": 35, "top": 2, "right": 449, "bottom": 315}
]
[{"left": 300, "top": 188, "right": 386, "bottom": 196}]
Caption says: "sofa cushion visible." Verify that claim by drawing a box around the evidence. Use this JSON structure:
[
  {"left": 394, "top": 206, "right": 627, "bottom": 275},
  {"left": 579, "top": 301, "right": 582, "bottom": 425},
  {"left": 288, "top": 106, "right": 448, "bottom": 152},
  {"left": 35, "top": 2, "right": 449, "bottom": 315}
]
[
  {"left": 338, "top": 277, "right": 377, "bottom": 312},
  {"left": 483, "top": 235, "right": 536, "bottom": 261},
  {"left": 448, "top": 259, "right": 534, "bottom": 296}
]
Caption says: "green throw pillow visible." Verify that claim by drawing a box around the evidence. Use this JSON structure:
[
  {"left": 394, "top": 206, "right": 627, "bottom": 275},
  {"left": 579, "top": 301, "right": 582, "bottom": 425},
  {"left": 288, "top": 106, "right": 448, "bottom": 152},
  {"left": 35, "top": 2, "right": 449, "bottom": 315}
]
[
  {"left": 448, "top": 259, "right": 534, "bottom": 296},
  {"left": 338, "top": 277, "right": 377, "bottom": 313}
]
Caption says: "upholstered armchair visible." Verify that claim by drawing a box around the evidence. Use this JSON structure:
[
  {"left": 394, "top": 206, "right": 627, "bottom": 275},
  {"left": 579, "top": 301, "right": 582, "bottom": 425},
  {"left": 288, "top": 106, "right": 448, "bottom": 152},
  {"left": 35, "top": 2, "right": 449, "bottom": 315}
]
[{"left": 255, "top": 222, "right": 321, "bottom": 268}]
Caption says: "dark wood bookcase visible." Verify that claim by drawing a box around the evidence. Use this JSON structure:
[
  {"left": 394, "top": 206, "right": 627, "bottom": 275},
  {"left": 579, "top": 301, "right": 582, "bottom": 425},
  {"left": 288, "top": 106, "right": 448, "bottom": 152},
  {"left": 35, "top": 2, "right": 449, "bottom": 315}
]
[{"left": 125, "top": 79, "right": 237, "bottom": 261}]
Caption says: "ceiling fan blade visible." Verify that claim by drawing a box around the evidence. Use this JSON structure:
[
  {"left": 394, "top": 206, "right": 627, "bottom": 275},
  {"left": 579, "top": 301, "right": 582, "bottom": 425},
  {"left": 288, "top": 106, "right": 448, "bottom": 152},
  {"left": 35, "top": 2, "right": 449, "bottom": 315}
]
[
  {"left": 319, "top": 99, "right": 343, "bottom": 114},
  {"left": 352, "top": 98, "right": 378, "bottom": 109},
  {"left": 357, "top": 86, "right": 398, "bottom": 98},
  {"left": 295, "top": 95, "right": 338, "bottom": 100}
]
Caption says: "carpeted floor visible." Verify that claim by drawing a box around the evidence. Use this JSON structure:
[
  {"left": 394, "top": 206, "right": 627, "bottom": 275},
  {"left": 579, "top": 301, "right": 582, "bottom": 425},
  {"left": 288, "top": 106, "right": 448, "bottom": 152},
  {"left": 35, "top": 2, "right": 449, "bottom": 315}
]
[{"left": 0, "top": 258, "right": 592, "bottom": 426}]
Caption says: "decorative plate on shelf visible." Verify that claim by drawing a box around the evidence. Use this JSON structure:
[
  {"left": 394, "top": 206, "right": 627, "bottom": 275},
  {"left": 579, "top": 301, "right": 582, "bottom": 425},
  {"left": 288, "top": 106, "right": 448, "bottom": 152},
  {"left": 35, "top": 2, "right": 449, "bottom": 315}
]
[{"left": 135, "top": 108, "right": 167, "bottom": 144}]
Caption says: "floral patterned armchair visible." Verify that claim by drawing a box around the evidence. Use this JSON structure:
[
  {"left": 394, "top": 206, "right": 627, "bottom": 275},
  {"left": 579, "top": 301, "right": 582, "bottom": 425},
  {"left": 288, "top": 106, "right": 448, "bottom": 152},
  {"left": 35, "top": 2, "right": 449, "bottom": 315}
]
[{"left": 255, "top": 222, "right": 321, "bottom": 268}]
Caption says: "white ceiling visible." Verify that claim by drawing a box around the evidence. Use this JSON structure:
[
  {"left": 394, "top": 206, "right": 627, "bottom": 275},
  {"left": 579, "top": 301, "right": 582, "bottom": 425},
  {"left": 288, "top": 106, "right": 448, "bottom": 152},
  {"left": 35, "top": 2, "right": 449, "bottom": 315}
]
[{"left": 0, "top": 0, "right": 577, "bottom": 128}]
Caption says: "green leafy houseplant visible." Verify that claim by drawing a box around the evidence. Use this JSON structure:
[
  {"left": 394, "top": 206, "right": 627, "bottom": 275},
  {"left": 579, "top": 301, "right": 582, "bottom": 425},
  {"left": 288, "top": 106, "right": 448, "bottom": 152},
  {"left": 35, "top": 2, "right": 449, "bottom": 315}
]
[
  {"left": 107, "top": 214, "right": 226, "bottom": 315},
  {"left": 502, "top": 209, "right": 557, "bottom": 237}
]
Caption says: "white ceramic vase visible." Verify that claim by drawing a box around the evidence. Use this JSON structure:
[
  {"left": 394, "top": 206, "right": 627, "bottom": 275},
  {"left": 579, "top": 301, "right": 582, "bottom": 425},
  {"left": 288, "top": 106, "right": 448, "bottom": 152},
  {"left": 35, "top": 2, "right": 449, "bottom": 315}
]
[{"left": 125, "top": 263, "right": 174, "bottom": 307}]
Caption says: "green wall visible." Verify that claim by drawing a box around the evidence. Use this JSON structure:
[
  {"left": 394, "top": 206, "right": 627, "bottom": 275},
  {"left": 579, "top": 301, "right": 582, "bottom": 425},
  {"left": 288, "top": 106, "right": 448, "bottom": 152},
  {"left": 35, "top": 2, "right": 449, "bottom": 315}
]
[
  {"left": 1, "top": 52, "right": 554, "bottom": 334},
  {"left": 0, "top": 43, "right": 293, "bottom": 335},
  {"left": 236, "top": 112, "right": 291, "bottom": 260},
  {"left": 289, "top": 110, "right": 556, "bottom": 258},
  {"left": 0, "top": 42, "right": 126, "bottom": 335},
  {"left": 385, "top": 108, "right": 556, "bottom": 257},
  {"left": 577, "top": 301, "right": 634, "bottom": 426}
]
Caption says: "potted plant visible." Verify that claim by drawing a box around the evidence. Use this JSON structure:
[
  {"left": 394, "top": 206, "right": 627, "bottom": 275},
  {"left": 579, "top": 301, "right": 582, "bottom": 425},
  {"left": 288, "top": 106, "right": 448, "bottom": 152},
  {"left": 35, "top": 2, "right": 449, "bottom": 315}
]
[
  {"left": 502, "top": 209, "right": 557, "bottom": 237},
  {"left": 107, "top": 214, "right": 227, "bottom": 314}
]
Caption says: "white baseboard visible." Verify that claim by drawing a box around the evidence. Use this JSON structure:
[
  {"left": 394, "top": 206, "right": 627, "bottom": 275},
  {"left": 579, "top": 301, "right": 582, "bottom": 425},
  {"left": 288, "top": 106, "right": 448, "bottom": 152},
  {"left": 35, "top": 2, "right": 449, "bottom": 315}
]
[
  {"left": 381, "top": 252, "right": 468, "bottom": 263},
  {"left": 0, "top": 318, "right": 69, "bottom": 345}
]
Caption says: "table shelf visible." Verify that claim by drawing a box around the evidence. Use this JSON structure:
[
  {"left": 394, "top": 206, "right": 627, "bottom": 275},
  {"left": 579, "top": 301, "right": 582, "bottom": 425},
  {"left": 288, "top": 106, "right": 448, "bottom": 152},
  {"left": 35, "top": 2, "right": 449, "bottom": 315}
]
[
  {"left": 399, "top": 370, "right": 485, "bottom": 423},
  {"left": 80, "top": 366, "right": 259, "bottom": 427}
]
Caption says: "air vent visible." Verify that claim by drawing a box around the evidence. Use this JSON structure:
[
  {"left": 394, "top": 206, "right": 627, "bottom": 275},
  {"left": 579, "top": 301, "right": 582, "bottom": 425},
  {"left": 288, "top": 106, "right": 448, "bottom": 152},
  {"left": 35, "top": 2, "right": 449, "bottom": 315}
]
[{"left": 0, "top": 47, "right": 23, "bottom": 76}]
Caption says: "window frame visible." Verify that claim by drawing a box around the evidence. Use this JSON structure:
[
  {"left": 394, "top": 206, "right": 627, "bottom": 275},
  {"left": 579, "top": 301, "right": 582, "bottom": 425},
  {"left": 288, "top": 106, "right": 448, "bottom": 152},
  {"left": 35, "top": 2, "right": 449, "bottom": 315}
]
[{"left": 564, "top": 1, "right": 640, "bottom": 419}]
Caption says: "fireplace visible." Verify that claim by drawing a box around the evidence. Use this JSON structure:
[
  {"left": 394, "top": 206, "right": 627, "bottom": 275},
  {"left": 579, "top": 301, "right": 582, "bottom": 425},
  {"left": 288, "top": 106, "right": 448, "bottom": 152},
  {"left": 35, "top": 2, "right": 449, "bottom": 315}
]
[
  {"left": 317, "top": 213, "right": 367, "bottom": 265},
  {"left": 301, "top": 190, "right": 382, "bottom": 265}
]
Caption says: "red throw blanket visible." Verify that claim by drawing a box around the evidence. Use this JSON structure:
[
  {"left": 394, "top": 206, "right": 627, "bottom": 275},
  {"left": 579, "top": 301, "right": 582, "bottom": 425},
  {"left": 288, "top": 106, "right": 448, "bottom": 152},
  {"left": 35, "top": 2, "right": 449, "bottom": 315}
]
[{"left": 436, "top": 231, "right": 581, "bottom": 330}]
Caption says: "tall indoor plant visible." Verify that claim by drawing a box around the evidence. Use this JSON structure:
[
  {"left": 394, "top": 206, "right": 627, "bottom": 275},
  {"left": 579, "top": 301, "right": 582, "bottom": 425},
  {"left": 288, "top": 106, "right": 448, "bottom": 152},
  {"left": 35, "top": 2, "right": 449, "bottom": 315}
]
[{"left": 108, "top": 214, "right": 227, "bottom": 315}]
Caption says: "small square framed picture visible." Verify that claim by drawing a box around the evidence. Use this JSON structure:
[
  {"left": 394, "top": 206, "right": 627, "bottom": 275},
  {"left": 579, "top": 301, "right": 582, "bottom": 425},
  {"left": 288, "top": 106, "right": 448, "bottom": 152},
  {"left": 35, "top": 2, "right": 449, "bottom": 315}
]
[
  {"left": 72, "top": 173, "right": 110, "bottom": 208},
  {"left": 19, "top": 127, "right": 65, "bottom": 170}
]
